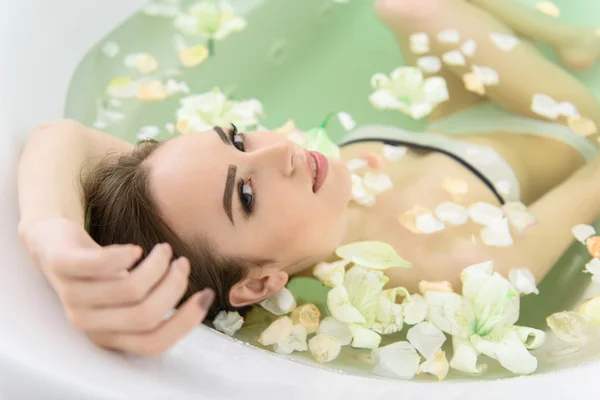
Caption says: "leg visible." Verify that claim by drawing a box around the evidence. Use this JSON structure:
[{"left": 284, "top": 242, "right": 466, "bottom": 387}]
[
  {"left": 470, "top": 0, "right": 600, "bottom": 71},
  {"left": 375, "top": 0, "right": 600, "bottom": 130}
]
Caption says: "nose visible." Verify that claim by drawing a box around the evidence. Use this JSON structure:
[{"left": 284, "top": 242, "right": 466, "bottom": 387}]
[{"left": 252, "top": 139, "right": 296, "bottom": 176}]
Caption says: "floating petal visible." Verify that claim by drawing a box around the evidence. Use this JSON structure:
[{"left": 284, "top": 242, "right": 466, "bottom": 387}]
[
  {"left": 371, "top": 342, "right": 421, "bottom": 380},
  {"left": 362, "top": 172, "right": 393, "bottom": 194},
  {"left": 572, "top": 224, "right": 596, "bottom": 243},
  {"left": 547, "top": 311, "right": 597, "bottom": 345},
  {"left": 335, "top": 241, "right": 411, "bottom": 269},
  {"left": 337, "top": 112, "right": 356, "bottom": 131},
  {"left": 399, "top": 205, "right": 435, "bottom": 234},
  {"left": 425, "top": 291, "right": 476, "bottom": 337},
  {"left": 327, "top": 286, "right": 366, "bottom": 324},
  {"left": 138, "top": 80, "right": 167, "bottom": 102},
  {"left": 514, "top": 326, "right": 546, "bottom": 349},
  {"left": 503, "top": 201, "right": 537, "bottom": 233},
  {"left": 557, "top": 101, "right": 580, "bottom": 118},
  {"left": 509, "top": 268, "right": 539, "bottom": 295},
  {"left": 418, "top": 350, "right": 450, "bottom": 381},
  {"left": 407, "top": 322, "right": 447, "bottom": 359},
  {"left": 490, "top": 33, "right": 520, "bottom": 51},
  {"left": 313, "top": 260, "right": 348, "bottom": 288},
  {"left": 102, "top": 41, "right": 120, "bottom": 58},
  {"left": 463, "top": 72, "right": 486, "bottom": 95},
  {"left": 461, "top": 39, "right": 477, "bottom": 57},
  {"left": 317, "top": 317, "right": 353, "bottom": 345},
  {"left": 450, "top": 336, "right": 486, "bottom": 374},
  {"left": 417, "top": 56, "right": 442, "bottom": 73},
  {"left": 409, "top": 32, "right": 430, "bottom": 54},
  {"left": 442, "top": 50, "right": 466, "bottom": 66},
  {"left": 179, "top": 44, "right": 209, "bottom": 68},
  {"left": 290, "top": 304, "right": 321, "bottom": 334},
  {"left": 495, "top": 180, "right": 512, "bottom": 196},
  {"left": 472, "top": 65, "right": 499, "bottom": 86},
  {"left": 437, "top": 29, "right": 461, "bottom": 44},
  {"left": 403, "top": 294, "right": 429, "bottom": 325},
  {"left": 308, "top": 334, "right": 342, "bottom": 363},
  {"left": 348, "top": 324, "right": 382, "bottom": 349},
  {"left": 257, "top": 316, "right": 293, "bottom": 346},
  {"left": 165, "top": 123, "right": 175, "bottom": 134},
  {"left": 435, "top": 202, "right": 469, "bottom": 225},
  {"left": 535, "top": 1, "right": 560, "bottom": 17},
  {"left": 351, "top": 174, "right": 376, "bottom": 207},
  {"left": 274, "top": 324, "right": 308, "bottom": 355},
  {"left": 213, "top": 311, "right": 244, "bottom": 337},
  {"left": 471, "top": 272, "right": 520, "bottom": 331},
  {"left": 136, "top": 125, "right": 160, "bottom": 140},
  {"left": 531, "top": 94, "right": 560, "bottom": 120},
  {"left": 442, "top": 178, "right": 469, "bottom": 202},
  {"left": 584, "top": 258, "right": 600, "bottom": 279},
  {"left": 481, "top": 219, "right": 512, "bottom": 246},
  {"left": 106, "top": 76, "right": 138, "bottom": 99},
  {"left": 468, "top": 202, "right": 504, "bottom": 226},
  {"left": 125, "top": 53, "right": 159, "bottom": 74},
  {"left": 470, "top": 329, "right": 538, "bottom": 374},
  {"left": 415, "top": 213, "right": 445, "bottom": 234},
  {"left": 260, "top": 287, "right": 297, "bottom": 316},
  {"left": 568, "top": 116, "right": 597, "bottom": 137},
  {"left": 382, "top": 144, "right": 408, "bottom": 161},
  {"left": 418, "top": 280, "right": 453, "bottom": 295},
  {"left": 346, "top": 158, "right": 367, "bottom": 172}
]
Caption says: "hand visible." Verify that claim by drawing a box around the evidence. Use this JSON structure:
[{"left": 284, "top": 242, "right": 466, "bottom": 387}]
[{"left": 20, "top": 218, "right": 215, "bottom": 356}]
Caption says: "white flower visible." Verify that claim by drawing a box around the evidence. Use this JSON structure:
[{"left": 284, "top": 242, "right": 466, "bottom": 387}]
[
  {"left": 546, "top": 311, "right": 597, "bottom": 346},
  {"left": 290, "top": 304, "right": 321, "bottom": 334},
  {"left": 531, "top": 94, "right": 581, "bottom": 121},
  {"left": 273, "top": 324, "right": 308, "bottom": 355},
  {"left": 337, "top": 112, "right": 356, "bottom": 130},
  {"left": 425, "top": 261, "right": 545, "bottom": 375},
  {"left": 417, "top": 56, "right": 442, "bottom": 73},
  {"left": 418, "top": 350, "right": 450, "bottom": 381},
  {"left": 409, "top": 33, "right": 430, "bottom": 54},
  {"left": 442, "top": 50, "right": 466, "bottom": 66},
  {"left": 213, "top": 311, "right": 244, "bottom": 336},
  {"left": 584, "top": 258, "right": 600, "bottom": 282},
  {"left": 176, "top": 88, "right": 263, "bottom": 133},
  {"left": 407, "top": 322, "right": 447, "bottom": 360},
  {"left": 257, "top": 316, "right": 293, "bottom": 346},
  {"left": 434, "top": 202, "right": 469, "bottom": 226},
  {"left": 578, "top": 296, "right": 600, "bottom": 325},
  {"left": 490, "top": 33, "right": 520, "bottom": 51},
  {"left": 461, "top": 39, "right": 477, "bottom": 57},
  {"left": 174, "top": 0, "right": 247, "bottom": 40},
  {"left": 402, "top": 293, "right": 428, "bottom": 325},
  {"left": 369, "top": 67, "right": 449, "bottom": 120},
  {"left": 382, "top": 144, "right": 408, "bottom": 161},
  {"left": 437, "top": 29, "right": 461, "bottom": 43},
  {"left": 308, "top": 334, "right": 342, "bottom": 363},
  {"left": 509, "top": 268, "right": 539, "bottom": 295},
  {"left": 260, "top": 287, "right": 297, "bottom": 316},
  {"left": 371, "top": 341, "right": 421, "bottom": 380},
  {"left": 317, "top": 317, "right": 353, "bottom": 345},
  {"left": 572, "top": 224, "right": 596, "bottom": 244}
]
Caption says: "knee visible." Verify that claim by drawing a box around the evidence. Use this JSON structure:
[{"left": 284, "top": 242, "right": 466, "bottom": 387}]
[{"left": 374, "top": 0, "right": 440, "bottom": 26}]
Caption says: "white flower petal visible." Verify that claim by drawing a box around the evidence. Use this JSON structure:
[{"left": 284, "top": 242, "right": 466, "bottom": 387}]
[
  {"left": 547, "top": 311, "right": 598, "bottom": 345},
  {"left": 370, "top": 297, "right": 404, "bottom": 335},
  {"left": 274, "top": 324, "right": 308, "bottom": 355},
  {"left": 317, "top": 317, "right": 352, "bottom": 346},
  {"left": 572, "top": 224, "right": 596, "bottom": 243},
  {"left": 471, "top": 272, "right": 520, "bottom": 331},
  {"left": 346, "top": 158, "right": 368, "bottom": 172},
  {"left": 417, "top": 56, "right": 442, "bottom": 73},
  {"left": 403, "top": 293, "right": 428, "bottom": 325},
  {"left": 344, "top": 266, "right": 388, "bottom": 315},
  {"left": 495, "top": 180, "right": 512, "bottom": 196},
  {"left": 351, "top": 174, "right": 376, "bottom": 207},
  {"left": 415, "top": 213, "right": 445, "bottom": 234},
  {"left": 409, "top": 104, "right": 434, "bottom": 120},
  {"left": 423, "top": 76, "right": 450, "bottom": 103},
  {"left": 337, "top": 112, "right": 356, "bottom": 131},
  {"left": 257, "top": 316, "right": 293, "bottom": 346},
  {"left": 418, "top": 350, "right": 450, "bottom": 381},
  {"left": 468, "top": 202, "right": 505, "bottom": 226},
  {"left": 509, "top": 268, "right": 539, "bottom": 295},
  {"left": 514, "top": 326, "right": 546, "bottom": 349},
  {"left": 102, "top": 41, "right": 120, "bottom": 58},
  {"left": 308, "top": 334, "right": 342, "bottom": 363},
  {"left": 371, "top": 341, "right": 421, "bottom": 380},
  {"left": 369, "top": 90, "right": 404, "bottom": 110},
  {"left": 557, "top": 102, "right": 581, "bottom": 118},
  {"left": 442, "top": 178, "right": 469, "bottom": 202},
  {"left": 418, "top": 280, "right": 454, "bottom": 295},
  {"left": 535, "top": 1, "right": 560, "bottom": 17},
  {"left": 437, "top": 29, "right": 461, "bottom": 43},
  {"left": 407, "top": 322, "right": 447, "bottom": 359},
  {"left": 460, "top": 261, "right": 494, "bottom": 302},
  {"left": 313, "top": 260, "right": 348, "bottom": 288},
  {"left": 362, "top": 172, "right": 393, "bottom": 193},
  {"left": 450, "top": 336, "right": 486, "bottom": 374},
  {"left": 465, "top": 146, "right": 500, "bottom": 165},
  {"left": 472, "top": 65, "right": 500, "bottom": 86},
  {"left": 481, "top": 218, "right": 514, "bottom": 247},
  {"left": 531, "top": 94, "right": 560, "bottom": 120},
  {"left": 335, "top": 241, "right": 412, "bottom": 269},
  {"left": 584, "top": 258, "right": 600, "bottom": 277},
  {"left": 503, "top": 201, "right": 537, "bottom": 233},
  {"left": 442, "top": 50, "right": 466, "bottom": 66},
  {"left": 409, "top": 32, "right": 430, "bottom": 54},
  {"left": 425, "top": 291, "right": 476, "bottom": 337},
  {"left": 348, "top": 324, "right": 382, "bottom": 349},
  {"left": 290, "top": 304, "right": 321, "bottom": 334},
  {"left": 382, "top": 144, "right": 408, "bottom": 161},
  {"left": 370, "top": 73, "right": 390, "bottom": 89},
  {"left": 327, "top": 286, "right": 366, "bottom": 324},
  {"left": 260, "top": 287, "right": 297, "bottom": 316},
  {"left": 165, "top": 123, "right": 175, "bottom": 134},
  {"left": 434, "top": 202, "right": 469, "bottom": 225},
  {"left": 470, "top": 329, "right": 538, "bottom": 374},
  {"left": 136, "top": 125, "right": 160, "bottom": 140},
  {"left": 461, "top": 39, "right": 477, "bottom": 57},
  {"left": 213, "top": 311, "right": 244, "bottom": 337},
  {"left": 490, "top": 33, "right": 520, "bottom": 51}
]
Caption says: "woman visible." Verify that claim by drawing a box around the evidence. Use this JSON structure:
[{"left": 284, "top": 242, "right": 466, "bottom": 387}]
[{"left": 17, "top": 0, "right": 600, "bottom": 356}]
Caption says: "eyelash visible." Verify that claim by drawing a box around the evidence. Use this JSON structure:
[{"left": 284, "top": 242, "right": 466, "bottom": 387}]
[{"left": 229, "top": 123, "right": 255, "bottom": 217}]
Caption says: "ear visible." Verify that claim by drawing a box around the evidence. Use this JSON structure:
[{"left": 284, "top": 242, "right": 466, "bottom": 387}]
[{"left": 229, "top": 268, "right": 289, "bottom": 307}]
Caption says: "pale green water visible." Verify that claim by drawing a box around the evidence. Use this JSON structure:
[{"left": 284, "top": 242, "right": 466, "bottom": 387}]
[{"left": 64, "top": 0, "right": 600, "bottom": 382}]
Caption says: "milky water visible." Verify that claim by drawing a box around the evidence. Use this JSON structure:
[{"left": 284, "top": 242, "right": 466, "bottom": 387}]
[{"left": 64, "top": 0, "right": 600, "bottom": 382}]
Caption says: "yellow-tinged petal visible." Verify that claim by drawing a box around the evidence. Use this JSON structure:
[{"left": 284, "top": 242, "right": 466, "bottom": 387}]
[
  {"left": 257, "top": 316, "right": 293, "bottom": 346},
  {"left": 137, "top": 80, "right": 167, "bottom": 102},
  {"left": 418, "top": 280, "right": 454, "bottom": 295},
  {"left": 348, "top": 324, "right": 382, "bottom": 349},
  {"left": 317, "top": 317, "right": 352, "bottom": 346},
  {"left": 313, "top": 260, "right": 348, "bottom": 288},
  {"left": 213, "top": 311, "right": 244, "bottom": 337},
  {"left": 335, "top": 241, "right": 411, "bottom": 269},
  {"left": 470, "top": 329, "right": 538, "bottom": 375},
  {"left": 578, "top": 296, "right": 600, "bottom": 325},
  {"left": 418, "top": 350, "right": 449, "bottom": 381},
  {"left": 568, "top": 116, "right": 597, "bottom": 137},
  {"left": 509, "top": 268, "right": 539, "bottom": 295},
  {"left": 535, "top": 1, "right": 560, "bottom": 17},
  {"left": 547, "top": 311, "right": 597, "bottom": 345},
  {"left": 308, "top": 334, "right": 342, "bottom": 363},
  {"left": 273, "top": 324, "right": 308, "bottom": 355},
  {"left": 442, "top": 178, "right": 469, "bottom": 203},
  {"left": 371, "top": 341, "right": 421, "bottom": 380},
  {"left": 290, "top": 304, "right": 321, "bottom": 334},
  {"left": 407, "top": 322, "right": 446, "bottom": 360},
  {"left": 179, "top": 44, "right": 209, "bottom": 68},
  {"left": 327, "top": 286, "right": 366, "bottom": 324},
  {"left": 463, "top": 72, "right": 486, "bottom": 95},
  {"left": 260, "top": 287, "right": 297, "bottom": 316},
  {"left": 106, "top": 76, "right": 138, "bottom": 99},
  {"left": 572, "top": 224, "right": 597, "bottom": 243}
]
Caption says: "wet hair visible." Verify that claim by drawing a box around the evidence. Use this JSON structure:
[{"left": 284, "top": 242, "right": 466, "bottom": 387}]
[{"left": 80, "top": 139, "right": 249, "bottom": 318}]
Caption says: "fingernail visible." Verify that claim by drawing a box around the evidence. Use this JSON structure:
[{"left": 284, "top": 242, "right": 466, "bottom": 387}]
[
  {"left": 174, "top": 257, "right": 190, "bottom": 276},
  {"left": 198, "top": 289, "right": 215, "bottom": 309}
]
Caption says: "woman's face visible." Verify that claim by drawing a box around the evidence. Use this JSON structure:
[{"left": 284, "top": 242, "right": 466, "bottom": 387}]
[{"left": 146, "top": 126, "right": 353, "bottom": 275}]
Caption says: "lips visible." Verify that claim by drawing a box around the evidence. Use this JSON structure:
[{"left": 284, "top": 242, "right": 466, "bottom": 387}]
[{"left": 307, "top": 150, "right": 329, "bottom": 193}]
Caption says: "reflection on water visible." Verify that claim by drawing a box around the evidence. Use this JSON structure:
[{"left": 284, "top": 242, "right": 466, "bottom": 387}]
[{"left": 65, "top": 0, "right": 600, "bottom": 381}]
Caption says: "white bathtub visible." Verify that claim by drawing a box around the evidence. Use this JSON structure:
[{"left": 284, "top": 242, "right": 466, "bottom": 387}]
[{"left": 0, "top": 1, "right": 598, "bottom": 399}]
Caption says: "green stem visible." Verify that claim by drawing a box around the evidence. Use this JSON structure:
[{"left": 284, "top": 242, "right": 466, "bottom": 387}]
[
  {"left": 320, "top": 111, "right": 337, "bottom": 129},
  {"left": 208, "top": 38, "right": 215, "bottom": 57}
]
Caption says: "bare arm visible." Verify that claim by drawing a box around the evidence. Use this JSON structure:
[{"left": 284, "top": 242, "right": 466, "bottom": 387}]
[{"left": 17, "top": 119, "right": 133, "bottom": 234}]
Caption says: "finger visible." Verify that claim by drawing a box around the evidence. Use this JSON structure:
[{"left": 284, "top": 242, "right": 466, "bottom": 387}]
[
  {"left": 57, "top": 244, "right": 143, "bottom": 279},
  {"left": 88, "top": 289, "right": 215, "bottom": 356},
  {"left": 70, "top": 256, "right": 190, "bottom": 332},
  {"left": 59, "top": 243, "right": 173, "bottom": 308}
]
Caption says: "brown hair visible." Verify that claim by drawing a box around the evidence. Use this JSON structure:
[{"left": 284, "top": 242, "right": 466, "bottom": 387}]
[{"left": 80, "top": 139, "right": 249, "bottom": 318}]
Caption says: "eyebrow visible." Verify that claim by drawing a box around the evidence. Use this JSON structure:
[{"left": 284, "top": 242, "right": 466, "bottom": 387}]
[
  {"left": 214, "top": 126, "right": 231, "bottom": 145},
  {"left": 223, "top": 165, "right": 237, "bottom": 225}
]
